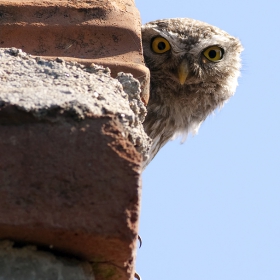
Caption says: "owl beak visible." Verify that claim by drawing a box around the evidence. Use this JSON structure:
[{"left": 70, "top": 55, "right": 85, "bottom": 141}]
[{"left": 178, "top": 59, "right": 190, "bottom": 85}]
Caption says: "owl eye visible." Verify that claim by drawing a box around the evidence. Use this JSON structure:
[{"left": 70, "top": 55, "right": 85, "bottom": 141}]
[
  {"left": 203, "top": 46, "right": 224, "bottom": 62},
  {"left": 151, "top": 37, "right": 171, "bottom": 54}
]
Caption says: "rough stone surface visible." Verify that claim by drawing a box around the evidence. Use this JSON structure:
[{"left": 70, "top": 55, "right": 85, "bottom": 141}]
[
  {"left": 0, "top": 48, "right": 151, "bottom": 280},
  {"left": 0, "top": 241, "right": 95, "bottom": 280},
  {"left": 0, "top": 0, "right": 150, "bottom": 104},
  {"left": 0, "top": 48, "right": 151, "bottom": 161}
]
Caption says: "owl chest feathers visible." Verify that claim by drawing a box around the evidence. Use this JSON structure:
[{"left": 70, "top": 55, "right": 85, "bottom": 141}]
[{"left": 144, "top": 79, "right": 226, "bottom": 142}]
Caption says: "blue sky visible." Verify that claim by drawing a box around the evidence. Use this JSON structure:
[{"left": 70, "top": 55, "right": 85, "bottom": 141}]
[{"left": 135, "top": 0, "right": 280, "bottom": 279}]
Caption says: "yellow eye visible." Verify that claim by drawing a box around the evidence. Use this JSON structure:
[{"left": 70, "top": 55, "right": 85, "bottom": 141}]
[
  {"left": 151, "top": 37, "right": 171, "bottom": 54},
  {"left": 203, "top": 46, "right": 224, "bottom": 62}
]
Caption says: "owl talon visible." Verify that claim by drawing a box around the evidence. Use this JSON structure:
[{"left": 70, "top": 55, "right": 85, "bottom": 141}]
[
  {"left": 135, "top": 272, "right": 142, "bottom": 280},
  {"left": 138, "top": 235, "right": 142, "bottom": 248}
]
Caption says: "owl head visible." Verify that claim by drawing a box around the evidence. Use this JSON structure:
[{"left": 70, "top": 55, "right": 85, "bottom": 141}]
[
  {"left": 142, "top": 18, "right": 243, "bottom": 97},
  {"left": 141, "top": 18, "right": 243, "bottom": 166}
]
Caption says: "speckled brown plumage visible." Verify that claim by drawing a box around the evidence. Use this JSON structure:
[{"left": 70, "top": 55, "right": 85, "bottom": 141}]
[{"left": 142, "top": 18, "right": 243, "bottom": 167}]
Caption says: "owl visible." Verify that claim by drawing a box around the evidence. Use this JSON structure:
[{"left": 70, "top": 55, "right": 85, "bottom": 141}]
[{"left": 141, "top": 18, "right": 243, "bottom": 167}]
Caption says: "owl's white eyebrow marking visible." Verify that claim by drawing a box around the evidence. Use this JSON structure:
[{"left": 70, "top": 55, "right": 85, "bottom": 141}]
[
  {"left": 188, "top": 34, "right": 230, "bottom": 56},
  {"left": 210, "top": 35, "right": 230, "bottom": 43}
]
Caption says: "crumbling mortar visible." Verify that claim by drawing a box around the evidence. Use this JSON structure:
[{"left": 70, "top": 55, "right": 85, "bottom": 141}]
[{"left": 0, "top": 48, "right": 151, "bottom": 161}]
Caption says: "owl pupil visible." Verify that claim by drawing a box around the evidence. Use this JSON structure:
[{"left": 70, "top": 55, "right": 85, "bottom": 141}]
[
  {"left": 209, "top": 50, "right": 217, "bottom": 58},
  {"left": 158, "top": 42, "right": 166, "bottom": 50}
]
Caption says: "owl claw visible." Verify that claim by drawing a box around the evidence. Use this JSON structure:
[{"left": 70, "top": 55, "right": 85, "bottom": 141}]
[
  {"left": 135, "top": 272, "right": 142, "bottom": 280},
  {"left": 138, "top": 235, "right": 142, "bottom": 248}
]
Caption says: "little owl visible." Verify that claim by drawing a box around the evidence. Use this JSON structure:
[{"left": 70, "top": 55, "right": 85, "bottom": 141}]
[{"left": 141, "top": 18, "right": 243, "bottom": 167}]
